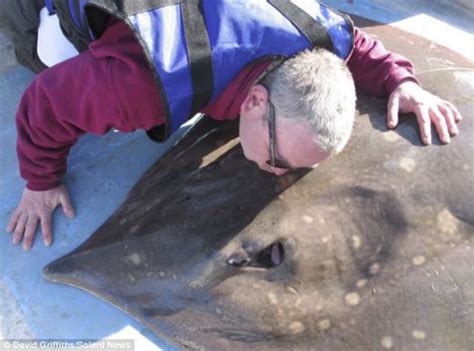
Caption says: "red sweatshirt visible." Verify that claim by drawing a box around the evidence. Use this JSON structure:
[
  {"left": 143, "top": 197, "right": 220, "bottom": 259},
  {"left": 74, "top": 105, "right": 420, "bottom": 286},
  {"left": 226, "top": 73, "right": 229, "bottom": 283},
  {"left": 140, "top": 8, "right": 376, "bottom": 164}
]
[{"left": 16, "top": 20, "right": 418, "bottom": 191}]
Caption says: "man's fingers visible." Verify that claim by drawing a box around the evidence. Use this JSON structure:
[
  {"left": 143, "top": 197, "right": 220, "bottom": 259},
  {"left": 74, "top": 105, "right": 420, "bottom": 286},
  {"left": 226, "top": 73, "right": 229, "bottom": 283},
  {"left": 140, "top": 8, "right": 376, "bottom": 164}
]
[
  {"left": 12, "top": 213, "right": 27, "bottom": 245},
  {"left": 6, "top": 210, "right": 21, "bottom": 233},
  {"left": 23, "top": 215, "right": 39, "bottom": 251},
  {"left": 445, "top": 101, "right": 463, "bottom": 122},
  {"left": 387, "top": 94, "right": 399, "bottom": 129},
  {"left": 429, "top": 108, "right": 450, "bottom": 144},
  {"left": 439, "top": 104, "right": 459, "bottom": 136},
  {"left": 40, "top": 214, "right": 53, "bottom": 247},
  {"left": 59, "top": 191, "right": 75, "bottom": 218},
  {"left": 415, "top": 106, "right": 432, "bottom": 145}
]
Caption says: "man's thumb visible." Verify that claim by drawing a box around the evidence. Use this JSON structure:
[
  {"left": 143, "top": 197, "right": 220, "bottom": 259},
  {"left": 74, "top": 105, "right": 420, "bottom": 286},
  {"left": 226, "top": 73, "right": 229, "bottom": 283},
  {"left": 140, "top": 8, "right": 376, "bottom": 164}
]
[
  {"left": 387, "top": 94, "right": 400, "bottom": 129},
  {"left": 60, "top": 193, "right": 75, "bottom": 218}
]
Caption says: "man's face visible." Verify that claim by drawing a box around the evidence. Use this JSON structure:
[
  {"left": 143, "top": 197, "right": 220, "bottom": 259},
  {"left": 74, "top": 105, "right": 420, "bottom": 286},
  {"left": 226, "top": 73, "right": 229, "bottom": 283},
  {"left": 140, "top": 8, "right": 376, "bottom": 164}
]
[{"left": 239, "top": 95, "right": 330, "bottom": 175}]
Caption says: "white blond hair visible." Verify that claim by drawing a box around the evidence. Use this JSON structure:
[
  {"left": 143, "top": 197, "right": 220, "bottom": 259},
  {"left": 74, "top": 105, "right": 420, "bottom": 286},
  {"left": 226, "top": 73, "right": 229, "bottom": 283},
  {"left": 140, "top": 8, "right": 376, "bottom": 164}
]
[{"left": 260, "top": 48, "right": 356, "bottom": 154}]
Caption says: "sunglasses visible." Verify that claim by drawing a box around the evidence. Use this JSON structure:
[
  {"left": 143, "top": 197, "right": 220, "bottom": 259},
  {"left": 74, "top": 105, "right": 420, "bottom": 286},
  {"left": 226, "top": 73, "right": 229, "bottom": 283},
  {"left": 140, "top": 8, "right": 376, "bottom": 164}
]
[{"left": 266, "top": 101, "right": 292, "bottom": 170}]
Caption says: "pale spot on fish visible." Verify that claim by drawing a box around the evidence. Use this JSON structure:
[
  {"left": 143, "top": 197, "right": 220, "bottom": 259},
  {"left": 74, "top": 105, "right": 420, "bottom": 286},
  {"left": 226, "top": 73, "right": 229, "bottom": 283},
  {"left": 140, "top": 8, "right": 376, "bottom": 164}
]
[
  {"left": 130, "top": 224, "right": 140, "bottom": 234},
  {"left": 412, "top": 329, "right": 426, "bottom": 339},
  {"left": 321, "top": 237, "right": 329, "bottom": 243},
  {"left": 437, "top": 209, "right": 459, "bottom": 234},
  {"left": 381, "top": 336, "right": 393, "bottom": 349},
  {"left": 399, "top": 157, "right": 416, "bottom": 173},
  {"left": 351, "top": 235, "right": 361, "bottom": 249},
  {"left": 127, "top": 274, "right": 136, "bottom": 283},
  {"left": 345, "top": 292, "right": 361, "bottom": 306},
  {"left": 289, "top": 321, "right": 305, "bottom": 334},
  {"left": 318, "top": 319, "right": 331, "bottom": 331},
  {"left": 158, "top": 271, "right": 166, "bottom": 277},
  {"left": 382, "top": 131, "right": 400, "bottom": 142},
  {"left": 369, "top": 263, "right": 381, "bottom": 275},
  {"left": 412, "top": 255, "right": 426, "bottom": 266},
  {"left": 127, "top": 253, "right": 142, "bottom": 265},
  {"left": 301, "top": 215, "right": 314, "bottom": 224},
  {"left": 268, "top": 292, "right": 278, "bottom": 305},
  {"left": 319, "top": 218, "right": 326, "bottom": 224},
  {"left": 356, "top": 279, "right": 368, "bottom": 289},
  {"left": 462, "top": 164, "right": 470, "bottom": 171}
]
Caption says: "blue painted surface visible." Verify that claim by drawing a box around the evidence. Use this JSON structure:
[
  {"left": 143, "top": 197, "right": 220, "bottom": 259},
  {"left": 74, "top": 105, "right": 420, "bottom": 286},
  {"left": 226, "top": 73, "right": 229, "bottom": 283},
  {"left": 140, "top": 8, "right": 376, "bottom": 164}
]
[
  {"left": 0, "top": 66, "right": 180, "bottom": 349},
  {"left": 326, "top": 0, "right": 407, "bottom": 23},
  {"left": 325, "top": 0, "right": 473, "bottom": 33}
]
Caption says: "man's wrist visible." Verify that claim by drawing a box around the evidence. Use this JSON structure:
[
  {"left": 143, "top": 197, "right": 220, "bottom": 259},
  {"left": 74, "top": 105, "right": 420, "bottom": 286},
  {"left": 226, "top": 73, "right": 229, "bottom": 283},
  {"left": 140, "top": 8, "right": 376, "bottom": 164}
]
[
  {"left": 386, "top": 71, "right": 420, "bottom": 96},
  {"left": 26, "top": 179, "right": 62, "bottom": 191}
]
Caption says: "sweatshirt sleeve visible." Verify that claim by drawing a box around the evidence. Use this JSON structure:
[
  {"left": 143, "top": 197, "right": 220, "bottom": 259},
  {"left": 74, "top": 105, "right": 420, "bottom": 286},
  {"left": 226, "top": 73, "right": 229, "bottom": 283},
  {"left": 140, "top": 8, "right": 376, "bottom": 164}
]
[
  {"left": 15, "top": 20, "right": 164, "bottom": 191},
  {"left": 16, "top": 50, "right": 121, "bottom": 191},
  {"left": 347, "top": 27, "right": 419, "bottom": 97}
]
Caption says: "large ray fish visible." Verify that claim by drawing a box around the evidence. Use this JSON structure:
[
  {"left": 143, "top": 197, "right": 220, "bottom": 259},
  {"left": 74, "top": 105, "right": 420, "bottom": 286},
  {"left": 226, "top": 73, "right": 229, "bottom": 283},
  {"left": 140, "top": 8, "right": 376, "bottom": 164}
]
[{"left": 44, "top": 18, "right": 474, "bottom": 351}]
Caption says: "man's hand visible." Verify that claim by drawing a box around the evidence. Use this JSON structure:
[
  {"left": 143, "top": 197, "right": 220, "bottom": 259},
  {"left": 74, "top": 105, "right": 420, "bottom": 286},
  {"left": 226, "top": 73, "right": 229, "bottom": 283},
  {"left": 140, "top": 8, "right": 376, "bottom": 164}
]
[
  {"left": 6, "top": 185, "right": 75, "bottom": 250},
  {"left": 387, "top": 81, "right": 463, "bottom": 145}
]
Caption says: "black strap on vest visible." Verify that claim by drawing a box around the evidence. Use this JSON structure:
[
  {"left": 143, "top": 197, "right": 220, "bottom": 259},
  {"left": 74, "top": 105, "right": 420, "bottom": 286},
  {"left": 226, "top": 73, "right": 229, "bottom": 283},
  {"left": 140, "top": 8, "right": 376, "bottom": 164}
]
[
  {"left": 54, "top": 0, "right": 90, "bottom": 52},
  {"left": 268, "top": 0, "right": 334, "bottom": 52},
  {"left": 180, "top": 0, "right": 214, "bottom": 117},
  {"left": 112, "top": 0, "right": 187, "bottom": 15},
  {"left": 86, "top": 0, "right": 188, "bottom": 37}
]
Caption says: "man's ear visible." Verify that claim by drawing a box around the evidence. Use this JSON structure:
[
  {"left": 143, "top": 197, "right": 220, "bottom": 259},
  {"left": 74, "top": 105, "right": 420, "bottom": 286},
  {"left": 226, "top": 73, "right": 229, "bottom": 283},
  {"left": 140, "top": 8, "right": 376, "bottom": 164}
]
[{"left": 240, "top": 84, "right": 269, "bottom": 117}]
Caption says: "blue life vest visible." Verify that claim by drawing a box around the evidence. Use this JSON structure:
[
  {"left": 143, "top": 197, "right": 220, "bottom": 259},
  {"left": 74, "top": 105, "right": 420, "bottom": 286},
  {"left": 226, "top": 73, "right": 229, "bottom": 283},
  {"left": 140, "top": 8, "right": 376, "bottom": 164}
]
[{"left": 53, "top": 0, "right": 354, "bottom": 141}]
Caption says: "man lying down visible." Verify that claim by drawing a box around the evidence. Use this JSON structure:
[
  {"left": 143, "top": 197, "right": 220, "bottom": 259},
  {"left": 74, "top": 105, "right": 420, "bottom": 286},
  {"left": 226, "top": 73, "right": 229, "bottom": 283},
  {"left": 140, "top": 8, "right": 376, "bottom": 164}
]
[{"left": 3, "top": 0, "right": 462, "bottom": 250}]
